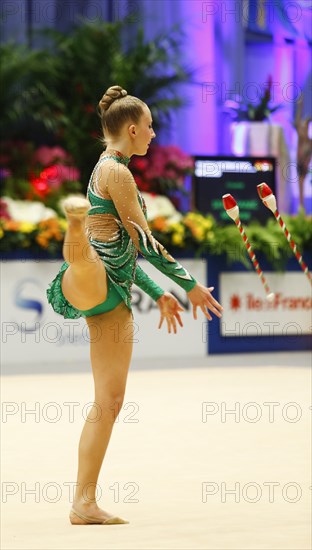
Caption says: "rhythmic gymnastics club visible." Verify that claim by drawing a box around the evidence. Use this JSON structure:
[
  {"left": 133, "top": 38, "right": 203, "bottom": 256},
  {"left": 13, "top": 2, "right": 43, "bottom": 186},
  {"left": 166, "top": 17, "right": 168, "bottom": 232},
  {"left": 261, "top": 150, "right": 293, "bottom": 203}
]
[
  {"left": 257, "top": 183, "right": 312, "bottom": 285},
  {"left": 222, "top": 193, "right": 275, "bottom": 301}
]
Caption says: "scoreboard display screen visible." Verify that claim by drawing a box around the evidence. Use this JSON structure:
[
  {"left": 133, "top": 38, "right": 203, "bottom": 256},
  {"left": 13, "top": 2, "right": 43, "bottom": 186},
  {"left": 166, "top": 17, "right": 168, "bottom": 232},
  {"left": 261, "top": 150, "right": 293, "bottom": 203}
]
[{"left": 192, "top": 156, "right": 276, "bottom": 223}]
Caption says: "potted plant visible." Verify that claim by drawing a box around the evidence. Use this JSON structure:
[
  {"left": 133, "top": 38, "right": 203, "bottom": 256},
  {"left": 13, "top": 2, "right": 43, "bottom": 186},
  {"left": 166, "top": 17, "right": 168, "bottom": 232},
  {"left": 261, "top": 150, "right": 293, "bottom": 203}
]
[{"left": 224, "top": 75, "right": 283, "bottom": 156}]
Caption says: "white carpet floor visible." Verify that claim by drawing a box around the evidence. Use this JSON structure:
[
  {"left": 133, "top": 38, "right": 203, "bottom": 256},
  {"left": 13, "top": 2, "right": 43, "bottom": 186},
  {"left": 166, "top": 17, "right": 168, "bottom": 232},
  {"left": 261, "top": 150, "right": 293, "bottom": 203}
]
[{"left": 1, "top": 353, "right": 311, "bottom": 549}]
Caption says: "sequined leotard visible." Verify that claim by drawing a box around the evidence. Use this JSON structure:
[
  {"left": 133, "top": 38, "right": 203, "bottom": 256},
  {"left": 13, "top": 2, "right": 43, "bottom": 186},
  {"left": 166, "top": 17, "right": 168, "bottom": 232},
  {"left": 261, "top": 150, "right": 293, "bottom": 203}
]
[{"left": 47, "top": 151, "right": 197, "bottom": 319}]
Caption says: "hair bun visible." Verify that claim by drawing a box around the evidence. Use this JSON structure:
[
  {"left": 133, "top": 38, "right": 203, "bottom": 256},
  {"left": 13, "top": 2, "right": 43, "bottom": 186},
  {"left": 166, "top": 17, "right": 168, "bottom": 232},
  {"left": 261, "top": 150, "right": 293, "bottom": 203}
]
[{"left": 99, "top": 85, "right": 128, "bottom": 112}]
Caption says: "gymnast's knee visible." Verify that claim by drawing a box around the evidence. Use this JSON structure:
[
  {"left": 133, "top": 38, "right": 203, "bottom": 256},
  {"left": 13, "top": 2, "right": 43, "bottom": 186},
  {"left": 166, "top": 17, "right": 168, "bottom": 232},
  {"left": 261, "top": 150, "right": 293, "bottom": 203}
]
[{"left": 94, "top": 391, "right": 125, "bottom": 420}]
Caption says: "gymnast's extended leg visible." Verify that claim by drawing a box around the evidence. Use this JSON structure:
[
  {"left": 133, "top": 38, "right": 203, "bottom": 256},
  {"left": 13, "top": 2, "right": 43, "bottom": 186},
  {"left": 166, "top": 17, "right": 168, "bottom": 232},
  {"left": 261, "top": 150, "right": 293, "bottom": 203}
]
[{"left": 60, "top": 197, "right": 108, "bottom": 311}]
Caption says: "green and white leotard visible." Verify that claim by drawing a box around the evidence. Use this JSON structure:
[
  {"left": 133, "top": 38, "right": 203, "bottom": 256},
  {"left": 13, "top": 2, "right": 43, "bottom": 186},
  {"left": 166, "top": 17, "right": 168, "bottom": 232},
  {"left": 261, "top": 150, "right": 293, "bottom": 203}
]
[{"left": 46, "top": 151, "right": 197, "bottom": 319}]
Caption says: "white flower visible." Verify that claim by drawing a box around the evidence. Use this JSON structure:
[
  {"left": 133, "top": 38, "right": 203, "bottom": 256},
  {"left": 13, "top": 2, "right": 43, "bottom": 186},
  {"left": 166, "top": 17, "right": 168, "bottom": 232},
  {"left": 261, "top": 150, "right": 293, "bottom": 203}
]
[
  {"left": 141, "top": 192, "right": 183, "bottom": 222},
  {"left": 2, "top": 197, "right": 57, "bottom": 223}
]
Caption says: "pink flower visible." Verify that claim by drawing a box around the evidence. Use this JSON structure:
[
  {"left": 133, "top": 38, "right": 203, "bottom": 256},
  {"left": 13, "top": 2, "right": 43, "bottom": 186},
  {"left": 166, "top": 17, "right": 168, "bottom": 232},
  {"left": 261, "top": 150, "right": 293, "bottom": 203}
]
[
  {"left": 131, "top": 144, "right": 193, "bottom": 194},
  {"left": 0, "top": 198, "right": 11, "bottom": 220},
  {"left": 134, "top": 175, "right": 151, "bottom": 192},
  {"left": 33, "top": 146, "right": 70, "bottom": 166},
  {"left": 0, "top": 167, "right": 11, "bottom": 179},
  {"left": 57, "top": 164, "right": 80, "bottom": 182},
  {"left": 40, "top": 165, "right": 62, "bottom": 189},
  {"left": 31, "top": 177, "right": 50, "bottom": 198},
  {"left": 37, "top": 164, "right": 80, "bottom": 190},
  {"left": 166, "top": 145, "right": 184, "bottom": 158},
  {"left": 131, "top": 157, "right": 149, "bottom": 172},
  {"left": 148, "top": 166, "right": 164, "bottom": 179},
  {"left": 164, "top": 168, "right": 177, "bottom": 179}
]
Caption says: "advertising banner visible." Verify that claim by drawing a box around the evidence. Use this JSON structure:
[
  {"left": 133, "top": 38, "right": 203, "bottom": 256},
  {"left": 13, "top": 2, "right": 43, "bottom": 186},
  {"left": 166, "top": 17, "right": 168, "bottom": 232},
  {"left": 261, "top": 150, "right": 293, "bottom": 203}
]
[
  {"left": 220, "top": 272, "right": 311, "bottom": 337},
  {"left": 1, "top": 259, "right": 207, "bottom": 367}
]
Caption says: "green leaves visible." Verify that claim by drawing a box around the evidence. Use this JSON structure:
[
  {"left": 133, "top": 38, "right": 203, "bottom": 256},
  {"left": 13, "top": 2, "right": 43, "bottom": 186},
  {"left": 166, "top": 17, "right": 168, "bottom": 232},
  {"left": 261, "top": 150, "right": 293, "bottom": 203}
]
[
  {"left": 151, "top": 214, "right": 312, "bottom": 270},
  {"left": 0, "top": 43, "right": 60, "bottom": 136},
  {"left": 4, "top": 18, "right": 190, "bottom": 183}
]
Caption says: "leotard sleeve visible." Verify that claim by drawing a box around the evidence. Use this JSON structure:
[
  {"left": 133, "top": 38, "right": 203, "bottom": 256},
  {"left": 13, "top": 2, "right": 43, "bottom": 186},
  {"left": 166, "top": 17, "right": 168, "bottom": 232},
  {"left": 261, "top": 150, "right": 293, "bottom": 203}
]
[
  {"left": 133, "top": 264, "right": 165, "bottom": 301},
  {"left": 105, "top": 164, "right": 198, "bottom": 293}
]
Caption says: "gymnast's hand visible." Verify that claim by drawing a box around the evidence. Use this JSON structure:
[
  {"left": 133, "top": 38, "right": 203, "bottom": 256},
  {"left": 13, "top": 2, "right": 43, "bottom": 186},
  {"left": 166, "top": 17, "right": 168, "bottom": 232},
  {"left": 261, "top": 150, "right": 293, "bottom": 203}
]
[
  {"left": 156, "top": 292, "right": 184, "bottom": 334},
  {"left": 187, "top": 282, "right": 223, "bottom": 321}
]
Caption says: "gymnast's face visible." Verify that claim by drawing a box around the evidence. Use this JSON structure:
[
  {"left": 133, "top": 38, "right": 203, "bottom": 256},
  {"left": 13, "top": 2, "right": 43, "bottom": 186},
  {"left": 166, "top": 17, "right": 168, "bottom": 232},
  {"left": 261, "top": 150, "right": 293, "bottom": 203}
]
[{"left": 129, "top": 105, "right": 156, "bottom": 155}]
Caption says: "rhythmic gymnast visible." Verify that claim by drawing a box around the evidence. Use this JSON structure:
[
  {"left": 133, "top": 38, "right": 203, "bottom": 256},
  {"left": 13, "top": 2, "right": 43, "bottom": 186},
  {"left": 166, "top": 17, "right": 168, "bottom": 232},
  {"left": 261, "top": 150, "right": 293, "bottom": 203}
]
[{"left": 47, "top": 85, "right": 223, "bottom": 525}]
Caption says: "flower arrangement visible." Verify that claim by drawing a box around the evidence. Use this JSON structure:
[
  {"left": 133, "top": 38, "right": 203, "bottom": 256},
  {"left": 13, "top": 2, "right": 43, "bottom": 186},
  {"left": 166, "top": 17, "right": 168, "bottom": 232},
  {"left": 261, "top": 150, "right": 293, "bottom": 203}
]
[
  {"left": 0, "top": 141, "right": 83, "bottom": 214},
  {"left": 150, "top": 212, "right": 216, "bottom": 248},
  {"left": 1, "top": 205, "right": 311, "bottom": 268},
  {"left": 130, "top": 144, "right": 194, "bottom": 196},
  {"left": 0, "top": 215, "right": 67, "bottom": 256},
  {"left": 224, "top": 75, "right": 282, "bottom": 122},
  {"left": 149, "top": 211, "right": 312, "bottom": 269}
]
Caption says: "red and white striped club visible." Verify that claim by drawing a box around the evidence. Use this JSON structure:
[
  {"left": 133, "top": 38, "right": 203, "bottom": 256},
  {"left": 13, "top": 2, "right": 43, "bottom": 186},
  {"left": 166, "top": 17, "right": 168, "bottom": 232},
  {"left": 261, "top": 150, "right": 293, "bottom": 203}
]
[
  {"left": 222, "top": 193, "right": 275, "bottom": 301},
  {"left": 257, "top": 183, "right": 312, "bottom": 285}
]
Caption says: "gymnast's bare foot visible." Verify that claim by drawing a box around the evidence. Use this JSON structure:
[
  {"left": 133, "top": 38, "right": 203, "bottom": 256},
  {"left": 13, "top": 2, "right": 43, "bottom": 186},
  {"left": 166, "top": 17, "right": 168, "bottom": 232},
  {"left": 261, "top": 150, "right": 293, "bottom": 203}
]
[
  {"left": 69, "top": 500, "right": 129, "bottom": 525},
  {"left": 61, "top": 196, "right": 91, "bottom": 220}
]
